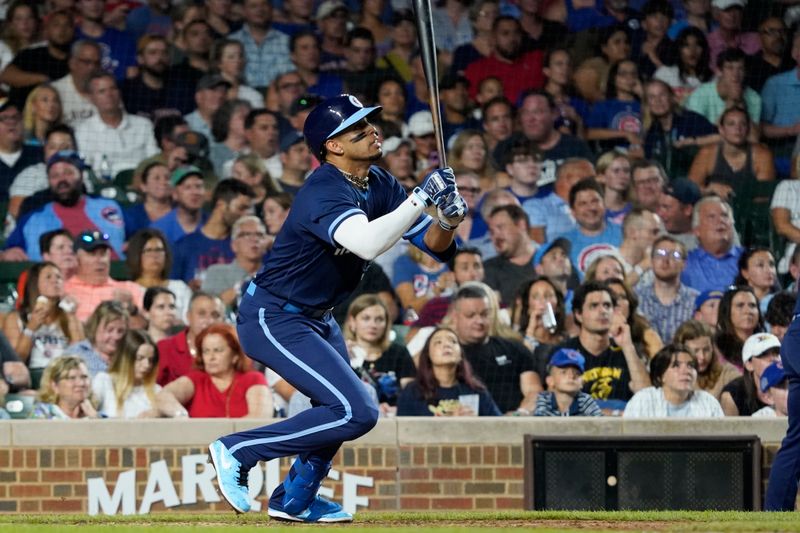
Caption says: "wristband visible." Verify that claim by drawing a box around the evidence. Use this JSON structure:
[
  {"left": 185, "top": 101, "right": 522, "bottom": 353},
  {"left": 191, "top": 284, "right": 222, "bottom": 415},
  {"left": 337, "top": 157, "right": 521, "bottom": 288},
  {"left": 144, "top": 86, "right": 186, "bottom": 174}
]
[{"left": 438, "top": 218, "right": 459, "bottom": 231}]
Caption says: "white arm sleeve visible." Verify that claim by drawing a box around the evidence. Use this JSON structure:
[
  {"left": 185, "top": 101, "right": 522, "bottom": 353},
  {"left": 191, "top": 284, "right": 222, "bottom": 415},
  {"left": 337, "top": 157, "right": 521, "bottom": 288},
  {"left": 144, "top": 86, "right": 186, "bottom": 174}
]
[{"left": 333, "top": 195, "right": 426, "bottom": 260}]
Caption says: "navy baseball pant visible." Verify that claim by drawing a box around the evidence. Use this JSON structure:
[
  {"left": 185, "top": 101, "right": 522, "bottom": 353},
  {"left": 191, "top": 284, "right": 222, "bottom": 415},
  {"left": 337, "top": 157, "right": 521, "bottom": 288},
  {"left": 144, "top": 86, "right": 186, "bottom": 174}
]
[
  {"left": 220, "top": 284, "right": 379, "bottom": 471},
  {"left": 765, "top": 316, "right": 800, "bottom": 511}
]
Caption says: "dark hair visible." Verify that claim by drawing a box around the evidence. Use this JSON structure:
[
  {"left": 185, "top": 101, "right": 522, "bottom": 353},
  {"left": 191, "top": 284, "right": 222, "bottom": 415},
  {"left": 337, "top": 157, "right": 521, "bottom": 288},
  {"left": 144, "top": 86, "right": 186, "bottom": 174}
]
[
  {"left": 714, "top": 285, "right": 765, "bottom": 367},
  {"left": 642, "top": 0, "right": 673, "bottom": 18},
  {"left": 452, "top": 284, "right": 490, "bottom": 305},
  {"left": 673, "top": 26, "right": 712, "bottom": 84},
  {"left": 543, "top": 46, "right": 570, "bottom": 69},
  {"left": 154, "top": 114, "right": 187, "bottom": 147},
  {"left": 39, "top": 229, "right": 72, "bottom": 256},
  {"left": 245, "top": 108, "right": 279, "bottom": 130},
  {"left": 488, "top": 204, "right": 530, "bottom": 230},
  {"left": 606, "top": 59, "right": 639, "bottom": 100},
  {"left": 372, "top": 75, "right": 407, "bottom": 107},
  {"left": 211, "top": 178, "right": 255, "bottom": 210},
  {"left": 491, "top": 14, "right": 519, "bottom": 33},
  {"left": 143, "top": 286, "right": 176, "bottom": 312},
  {"left": 630, "top": 158, "right": 667, "bottom": 184},
  {"left": 345, "top": 26, "right": 374, "bottom": 47},
  {"left": 290, "top": 29, "right": 319, "bottom": 53},
  {"left": 499, "top": 136, "right": 540, "bottom": 169},
  {"left": 649, "top": 343, "right": 695, "bottom": 387},
  {"left": 733, "top": 246, "right": 777, "bottom": 291},
  {"left": 140, "top": 161, "right": 167, "bottom": 184},
  {"left": 605, "top": 277, "right": 652, "bottom": 353},
  {"left": 84, "top": 69, "right": 116, "bottom": 94},
  {"left": 481, "top": 95, "right": 515, "bottom": 123},
  {"left": 211, "top": 99, "right": 251, "bottom": 143},
  {"left": 209, "top": 38, "right": 242, "bottom": 68},
  {"left": 126, "top": 228, "right": 172, "bottom": 281},
  {"left": 447, "top": 246, "right": 482, "bottom": 271},
  {"left": 263, "top": 190, "right": 294, "bottom": 211},
  {"left": 597, "top": 23, "right": 629, "bottom": 59},
  {"left": 514, "top": 276, "right": 566, "bottom": 338},
  {"left": 572, "top": 280, "right": 615, "bottom": 320},
  {"left": 716, "top": 47, "right": 746, "bottom": 69},
  {"left": 718, "top": 105, "right": 750, "bottom": 130},
  {"left": 44, "top": 123, "right": 76, "bottom": 148},
  {"left": 414, "top": 327, "right": 486, "bottom": 402},
  {"left": 568, "top": 178, "right": 604, "bottom": 207},
  {"left": 20, "top": 261, "right": 71, "bottom": 340},
  {"left": 765, "top": 291, "right": 797, "bottom": 328}
]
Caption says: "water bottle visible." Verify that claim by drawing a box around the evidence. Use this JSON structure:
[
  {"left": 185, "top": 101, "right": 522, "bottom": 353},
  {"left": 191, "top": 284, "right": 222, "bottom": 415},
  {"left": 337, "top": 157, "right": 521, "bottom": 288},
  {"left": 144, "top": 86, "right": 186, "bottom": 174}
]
[{"left": 99, "top": 155, "right": 112, "bottom": 183}]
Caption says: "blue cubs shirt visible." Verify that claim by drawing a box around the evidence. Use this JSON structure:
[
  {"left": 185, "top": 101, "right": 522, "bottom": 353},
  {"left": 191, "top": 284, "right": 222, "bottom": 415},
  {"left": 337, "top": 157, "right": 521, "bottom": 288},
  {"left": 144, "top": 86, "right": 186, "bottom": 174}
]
[{"left": 254, "top": 163, "right": 433, "bottom": 309}]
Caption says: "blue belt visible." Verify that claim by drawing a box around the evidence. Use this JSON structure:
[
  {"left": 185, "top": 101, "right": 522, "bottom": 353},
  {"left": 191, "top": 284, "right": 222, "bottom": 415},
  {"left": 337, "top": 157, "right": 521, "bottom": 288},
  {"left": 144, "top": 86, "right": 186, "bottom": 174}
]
[{"left": 246, "top": 281, "right": 333, "bottom": 319}]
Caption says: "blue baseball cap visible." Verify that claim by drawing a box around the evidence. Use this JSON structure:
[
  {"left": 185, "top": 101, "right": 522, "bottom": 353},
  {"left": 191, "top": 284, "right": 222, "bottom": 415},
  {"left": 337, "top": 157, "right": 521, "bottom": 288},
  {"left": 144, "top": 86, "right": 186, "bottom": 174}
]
[
  {"left": 303, "top": 94, "right": 382, "bottom": 160},
  {"left": 760, "top": 361, "right": 786, "bottom": 393},
  {"left": 280, "top": 130, "right": 305, "bottom": 153},
  {"left": 694, "top": 289, "right": 723, "bottom": 313},
  {"left": 533, "top": 237, "right": 571, "bottom": 267},
  {"left": 548, "top": 348, "right": 585, "bottom": 373},
  {"left": 47, "top": 150, "right": 85, "bottom": 172}
]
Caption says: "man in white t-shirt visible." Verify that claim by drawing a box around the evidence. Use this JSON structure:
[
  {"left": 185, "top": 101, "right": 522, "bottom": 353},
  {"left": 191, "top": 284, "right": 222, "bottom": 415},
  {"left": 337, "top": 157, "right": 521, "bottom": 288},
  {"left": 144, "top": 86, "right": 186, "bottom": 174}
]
[{"left": 52, "top": 40, "right": 101, "bottom": 126}]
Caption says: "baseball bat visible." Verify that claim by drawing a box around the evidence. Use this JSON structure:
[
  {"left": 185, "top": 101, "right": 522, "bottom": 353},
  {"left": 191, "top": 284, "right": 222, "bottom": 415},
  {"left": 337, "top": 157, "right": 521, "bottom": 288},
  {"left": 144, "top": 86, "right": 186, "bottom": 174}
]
[{"left": 411, "top": 0, "right": 447, "bottom": 168}]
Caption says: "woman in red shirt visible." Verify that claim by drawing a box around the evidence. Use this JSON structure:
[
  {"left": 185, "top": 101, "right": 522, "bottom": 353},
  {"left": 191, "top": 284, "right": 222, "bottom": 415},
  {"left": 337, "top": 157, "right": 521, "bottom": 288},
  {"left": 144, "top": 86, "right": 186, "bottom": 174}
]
[{"left": 157, "top": 324, "right": 272, "bottom": 418}]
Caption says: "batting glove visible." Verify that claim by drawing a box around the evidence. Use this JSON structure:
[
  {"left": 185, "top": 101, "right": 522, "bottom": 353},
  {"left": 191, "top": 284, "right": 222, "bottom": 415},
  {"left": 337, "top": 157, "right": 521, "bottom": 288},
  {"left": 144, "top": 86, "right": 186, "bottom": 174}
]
[
  {"left": 413, "top": 167, "right": 456, "bottom": 207},
  {"left": 437, "top": 191, "right": 468, "bottom": 231}
]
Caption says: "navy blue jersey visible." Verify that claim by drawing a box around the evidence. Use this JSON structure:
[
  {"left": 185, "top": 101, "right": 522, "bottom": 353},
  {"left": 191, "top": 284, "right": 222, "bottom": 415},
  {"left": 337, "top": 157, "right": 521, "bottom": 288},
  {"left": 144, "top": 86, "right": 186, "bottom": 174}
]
[{"left": 254, "top": 163, "right": 432, "bottom": 308}]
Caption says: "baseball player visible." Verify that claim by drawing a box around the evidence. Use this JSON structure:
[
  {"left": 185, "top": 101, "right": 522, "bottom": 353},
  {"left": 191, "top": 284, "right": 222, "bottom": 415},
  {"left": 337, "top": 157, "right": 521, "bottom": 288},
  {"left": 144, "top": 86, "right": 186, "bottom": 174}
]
[{"left": 207, "top": 94, "right": 466, "bottom": 522}]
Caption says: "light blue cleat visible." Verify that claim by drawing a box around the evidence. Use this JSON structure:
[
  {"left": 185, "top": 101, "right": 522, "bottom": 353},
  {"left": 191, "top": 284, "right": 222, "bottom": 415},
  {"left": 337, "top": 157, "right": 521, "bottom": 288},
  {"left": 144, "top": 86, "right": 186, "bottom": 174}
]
[
  {"left": 208, "top": 440, "right": 251, "bottom": 514},
  {"left": 268, "top": 495, "right": 353, "bottom": 523}
]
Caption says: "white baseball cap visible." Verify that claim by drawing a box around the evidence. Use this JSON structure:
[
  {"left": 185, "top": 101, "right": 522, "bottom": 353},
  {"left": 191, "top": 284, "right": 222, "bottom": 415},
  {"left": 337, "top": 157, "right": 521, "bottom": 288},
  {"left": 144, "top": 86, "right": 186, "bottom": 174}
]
[
  {"left": 408, "top": 111, "right": 434, "bottom": 137},
  {"left": 712, "top": 0, "right": 746, "bottom": 10},
  {"left": 742, "top": 333, "right": 781, "bottom": 364},
  {"left": 381, "top": 136, "right": 413, "bottom": 153}
]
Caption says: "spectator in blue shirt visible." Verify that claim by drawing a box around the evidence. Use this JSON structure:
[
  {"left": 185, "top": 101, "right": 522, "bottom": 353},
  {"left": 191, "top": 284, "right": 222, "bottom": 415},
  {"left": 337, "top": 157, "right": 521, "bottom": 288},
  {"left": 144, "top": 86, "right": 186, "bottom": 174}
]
[
  {"left": 151, "top": 166, "right": 208, "bottom": 245},
  {"left": 681, "top": 195, "right": 742, "bottom": 294},
  {"left": 229, "top": 0, "right": 294, "bottom": 88},
  {"left": 586, "top": 59, "right": 643, "bottom": 154}
]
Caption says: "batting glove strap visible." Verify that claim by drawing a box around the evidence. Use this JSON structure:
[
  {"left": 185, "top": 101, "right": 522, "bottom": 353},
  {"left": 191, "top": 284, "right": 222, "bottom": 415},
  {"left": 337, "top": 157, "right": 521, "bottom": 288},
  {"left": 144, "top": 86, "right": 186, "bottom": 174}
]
[
  {"left": 419, "top": 168, "right": 456, "bottom": 207},
  {"left": 412, "top": 186, "right": 433, "bottom": 208}
]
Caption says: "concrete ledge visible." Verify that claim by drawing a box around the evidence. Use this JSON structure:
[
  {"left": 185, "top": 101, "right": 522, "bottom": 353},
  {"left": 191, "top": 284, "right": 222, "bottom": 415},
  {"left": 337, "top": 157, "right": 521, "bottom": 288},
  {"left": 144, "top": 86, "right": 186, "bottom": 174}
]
[{"left": 1, "top": 418, "right": 790, "bottom": 447}]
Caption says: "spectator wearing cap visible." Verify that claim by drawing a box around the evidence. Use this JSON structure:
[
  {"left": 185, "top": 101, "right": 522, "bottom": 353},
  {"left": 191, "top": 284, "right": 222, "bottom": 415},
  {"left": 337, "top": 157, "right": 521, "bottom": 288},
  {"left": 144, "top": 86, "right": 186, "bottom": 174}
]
[
  {"left": 720, "top": 332, "right": 780, "bottom": 416},
  {"left": 52, "top": 40, "right": 102, "bottom": 126},
  {"left": 408, "top": 110, "right": 437, "bottom": 175},
  {"left": 656, "top": 177, "right": 701, "bottom": 252},
  {"left": 278, "top": 130, "right": 312, "bottom": 195},
  {"left": 623, "top": 343, "right": 724, "bottom": 417},
  {"left": 335, "top": 28, "right": 391, "bottom": 106},
  {"left": 151, "top": 166, "right": 208, "bottom": 244},
  {"left": 533, "top": 349, "right": 602, "bottom": 417},
  {"left": 375, "top": 10, "right": 417, "bottom": 83},
  {"left": 558, "top": 178, "right": 623, "bottom": 275},
  {"left": 484, "top": 204, "right": 538, "bottom": 306},
  {"left": 4, "top": 151, "right": 126, "bottom": 262},
  {"left": 170, "top": 179, "right": 256, "bottom": 285},
  {"left": 0, "top": 10, "right": 73, "bottom": 109},
  {"left": 120, "top": 34, "right": 172, "bottom": 120},
  {"left": 126, "top": 0, "right": 173, "bottom": 39},
  {"left": 272, "top": 0, "right": 315, "bottom": 37},
  {"left": 533, "top": 237, "right": 574, "bottom": 311},
  {"left": 230, "top": 0, "right": 294, "bottom": 88},
  {"left": 75, "top": 71, "right": 159, "bottom": 178},
  {"left": 380, "top": 137, "right": 416, "bottom": 192},
  {"left": 681, "top": 195, "right": 742, "bottom": 293},
  {"left": 10, "top": 125, "right": 80, "bottom": 221},
  {"left": 693, "top": 289, "right": 723, "bottom": 328},
  {"left": 440, "top": 73, "right": 481, "bottom": 143},
  {"left": 752, "top": 361, "right": 788, "bottom": 417},
  {"left": 522, "top": 157, "right": 590, "bottom": 245},
  {"left": 618, "top": 207, "right": 663, "bottom": 287},
  {"left": 122, "top": 161, "right": 173, "bottom": 238},
  {"left": 184, "top": 74, "right": 232, "bottom": 143},
  {"left": 315, "top": 0, "right": 350, "bottom": 72},
  {"left": 165, "top": 20, "right": 213, "bottom": 114},
  {"left": 706, "top": 0, "right": 760, "bottom": 71},
  {"left": 287, "top": 94, "right": 322, "bottom": 135},
  {"left": 464, "top": 17, "right": 544, "bottom": 106},
  {"left": 63, "top": 230, "right": 145, "bottom": 322},
  {"left": 74, "top": 0, "right": 137, "bottom": 81},
  {"left": 289, "top": 32, "right": 344, "bottom": 99},
  {"left": 635, "top": 235, "right": 699, "bottom": 343},
  {"left": 642, "top": 79, "right": 717, "bottom": 180}
]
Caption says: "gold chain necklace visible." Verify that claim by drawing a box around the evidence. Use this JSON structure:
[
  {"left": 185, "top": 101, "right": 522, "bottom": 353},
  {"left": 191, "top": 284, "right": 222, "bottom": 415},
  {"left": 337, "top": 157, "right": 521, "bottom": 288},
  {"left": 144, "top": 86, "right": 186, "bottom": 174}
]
[{"left": 338, "top": 168, "right": 369, "bottom": 190}]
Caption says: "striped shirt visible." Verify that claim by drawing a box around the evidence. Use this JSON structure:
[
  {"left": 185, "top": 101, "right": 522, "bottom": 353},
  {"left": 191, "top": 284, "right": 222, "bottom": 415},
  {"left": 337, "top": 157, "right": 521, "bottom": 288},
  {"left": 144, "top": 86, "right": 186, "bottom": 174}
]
[
  {"left": 533, "top": 391, "right": 603, "bottom": 417},
  {"left": 229, "top": 25, "right": 294, "bottom": 88},
  {"left": 635, "top": 283, "right": 699, "bottom": 344}
]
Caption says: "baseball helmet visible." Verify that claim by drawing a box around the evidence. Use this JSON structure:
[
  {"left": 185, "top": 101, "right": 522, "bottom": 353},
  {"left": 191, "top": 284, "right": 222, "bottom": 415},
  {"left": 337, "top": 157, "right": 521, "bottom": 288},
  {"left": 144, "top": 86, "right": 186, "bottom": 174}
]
[{"left": 303, "top": 94, "right": 382, "bottom": 161}]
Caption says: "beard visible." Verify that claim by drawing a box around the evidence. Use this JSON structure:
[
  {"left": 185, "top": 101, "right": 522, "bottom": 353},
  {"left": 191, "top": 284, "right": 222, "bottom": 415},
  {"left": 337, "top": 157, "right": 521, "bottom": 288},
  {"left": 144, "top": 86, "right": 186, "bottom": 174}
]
[{"left": 55, "top": 185, "right": 82, "bottom": 207}]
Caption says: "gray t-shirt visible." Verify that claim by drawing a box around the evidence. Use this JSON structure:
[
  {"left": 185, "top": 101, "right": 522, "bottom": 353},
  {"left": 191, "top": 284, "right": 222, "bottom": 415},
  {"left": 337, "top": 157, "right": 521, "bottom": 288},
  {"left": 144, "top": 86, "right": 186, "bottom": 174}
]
[{"left": 201, "top": 262, "right": 249, "bottom": 297}]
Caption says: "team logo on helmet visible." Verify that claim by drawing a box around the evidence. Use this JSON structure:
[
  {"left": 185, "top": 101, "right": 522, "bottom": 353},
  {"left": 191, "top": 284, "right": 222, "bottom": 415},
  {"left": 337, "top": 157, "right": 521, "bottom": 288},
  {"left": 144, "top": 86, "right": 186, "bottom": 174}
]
[{"left": 349, "top": 95, "right": 363, "bottom": 108}]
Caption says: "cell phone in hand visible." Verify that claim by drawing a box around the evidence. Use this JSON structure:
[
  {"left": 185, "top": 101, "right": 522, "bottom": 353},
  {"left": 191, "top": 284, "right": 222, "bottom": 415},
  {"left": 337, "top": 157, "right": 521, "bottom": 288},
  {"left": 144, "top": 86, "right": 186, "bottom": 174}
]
[{"left": 542, "top": 302, "right": 557, "bottom": 333}]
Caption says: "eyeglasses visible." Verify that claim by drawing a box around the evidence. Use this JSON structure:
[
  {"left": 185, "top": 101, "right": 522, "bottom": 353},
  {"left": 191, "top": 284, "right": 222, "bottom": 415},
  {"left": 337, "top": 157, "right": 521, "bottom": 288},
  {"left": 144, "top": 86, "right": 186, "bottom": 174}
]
[
  {"left": 236, "top": 231, "right": 267, "bottom": 240},
  {"left": 142, "top": 247, "right": 166, "bottom": 254},
  {"left": 653, "top": 248, "right": 684, "bottom": 261}
]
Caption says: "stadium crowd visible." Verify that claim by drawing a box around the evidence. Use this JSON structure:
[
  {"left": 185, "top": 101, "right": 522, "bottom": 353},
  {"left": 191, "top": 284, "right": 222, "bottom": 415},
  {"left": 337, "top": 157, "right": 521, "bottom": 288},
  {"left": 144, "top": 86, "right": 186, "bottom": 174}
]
[{"left": 0, "top": 0, "right": 797, "bottom": 420}]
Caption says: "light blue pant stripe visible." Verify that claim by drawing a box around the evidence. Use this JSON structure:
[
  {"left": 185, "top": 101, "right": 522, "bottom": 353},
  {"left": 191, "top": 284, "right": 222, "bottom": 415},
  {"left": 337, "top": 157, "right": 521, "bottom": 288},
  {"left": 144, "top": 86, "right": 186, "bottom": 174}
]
[{"left": 228, "top": 307, "right": 353, "bottom": 455}]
